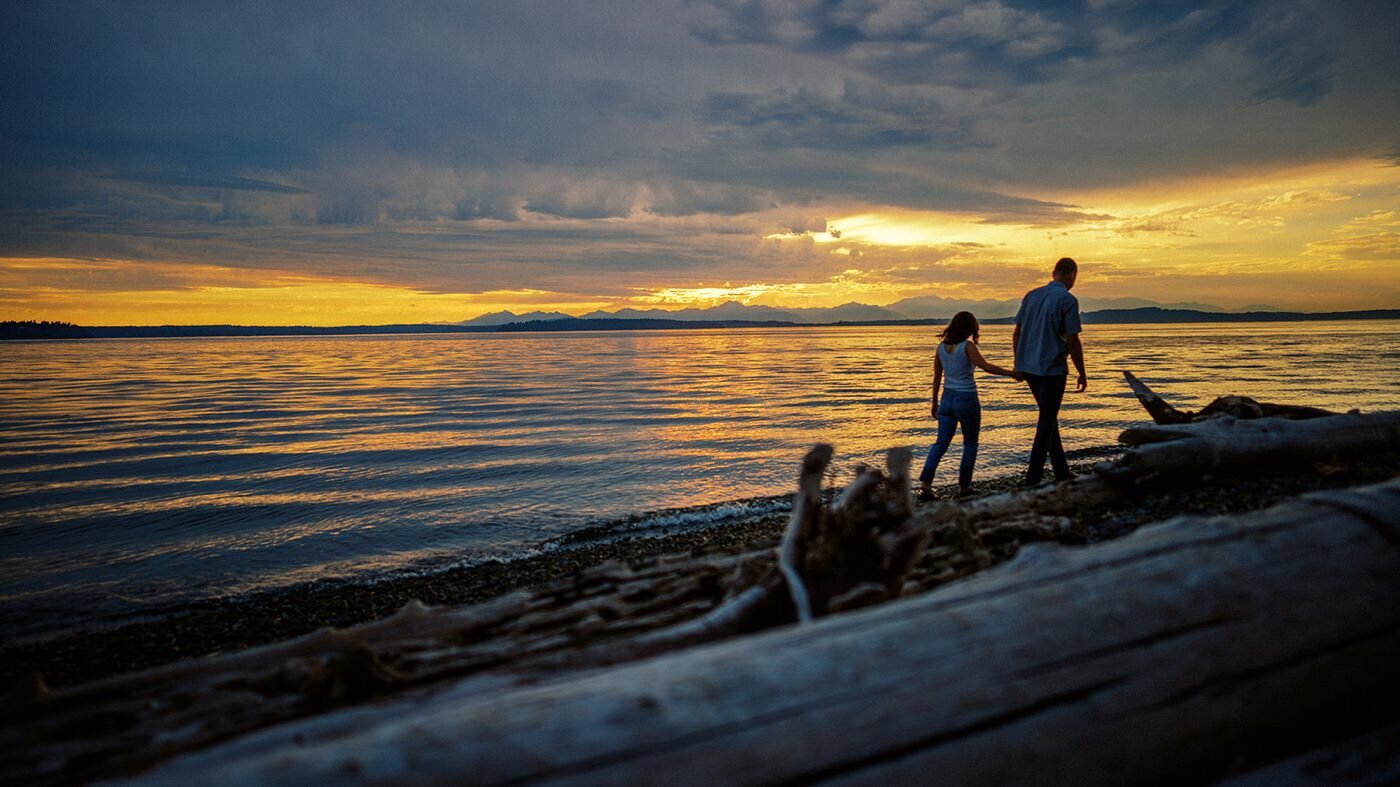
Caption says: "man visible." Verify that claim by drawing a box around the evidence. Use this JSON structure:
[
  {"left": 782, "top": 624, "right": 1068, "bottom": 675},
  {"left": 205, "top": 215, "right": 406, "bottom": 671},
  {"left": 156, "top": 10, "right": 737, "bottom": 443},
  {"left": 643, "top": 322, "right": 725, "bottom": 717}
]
[{"left": 1012, "top": 257, "right": 1088, "bottom": 486}]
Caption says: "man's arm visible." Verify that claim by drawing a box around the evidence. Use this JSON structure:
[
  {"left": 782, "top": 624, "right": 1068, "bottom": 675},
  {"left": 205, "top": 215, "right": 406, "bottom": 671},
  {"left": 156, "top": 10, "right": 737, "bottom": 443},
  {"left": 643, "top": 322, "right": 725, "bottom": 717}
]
[
  {"left": 1067, "top": 333, "right": 1087, "bottom": 392},
  {"left": 1011, "top": 324, "right": 1021, "bottom": 368}
]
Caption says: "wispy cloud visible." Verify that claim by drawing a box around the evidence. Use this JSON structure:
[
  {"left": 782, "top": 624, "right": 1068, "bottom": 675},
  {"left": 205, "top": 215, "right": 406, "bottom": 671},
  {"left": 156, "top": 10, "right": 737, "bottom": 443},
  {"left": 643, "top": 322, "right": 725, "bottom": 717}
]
[{"left": 1304, "top": 211, "right": 1400, "bottom": 262}]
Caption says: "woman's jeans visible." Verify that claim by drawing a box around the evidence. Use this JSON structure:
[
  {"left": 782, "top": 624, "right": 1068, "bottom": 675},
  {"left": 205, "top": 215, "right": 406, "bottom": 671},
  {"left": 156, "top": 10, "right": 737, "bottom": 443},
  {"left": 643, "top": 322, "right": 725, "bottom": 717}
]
[{"left": 920, "top": 388, "right": 981, "bottom": 489}]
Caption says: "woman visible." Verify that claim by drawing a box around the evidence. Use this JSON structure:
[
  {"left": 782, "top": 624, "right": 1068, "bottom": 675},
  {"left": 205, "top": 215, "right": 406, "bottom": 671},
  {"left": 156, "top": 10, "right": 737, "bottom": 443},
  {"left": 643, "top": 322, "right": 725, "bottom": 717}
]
[{"left": 918, "top": 311, "right": 1019, "bottom": 500}]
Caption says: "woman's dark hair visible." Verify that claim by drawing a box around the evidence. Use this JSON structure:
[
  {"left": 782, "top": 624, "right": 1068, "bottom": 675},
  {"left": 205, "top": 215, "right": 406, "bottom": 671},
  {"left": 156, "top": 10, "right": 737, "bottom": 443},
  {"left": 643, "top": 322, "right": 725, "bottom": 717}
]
[{"left": 939, "top": 311, "right": 979, "bottom": 345}]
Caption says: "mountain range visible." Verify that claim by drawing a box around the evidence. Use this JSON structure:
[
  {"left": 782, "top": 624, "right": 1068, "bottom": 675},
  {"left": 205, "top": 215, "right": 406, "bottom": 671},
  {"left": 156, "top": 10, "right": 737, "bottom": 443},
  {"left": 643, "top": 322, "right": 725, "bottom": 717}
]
[
  {"left": 459, "top": 296, "right": 1279, "bottom": 326},
  {"left": 7, "top": 305, "right": 1397, "bottom": 341}
]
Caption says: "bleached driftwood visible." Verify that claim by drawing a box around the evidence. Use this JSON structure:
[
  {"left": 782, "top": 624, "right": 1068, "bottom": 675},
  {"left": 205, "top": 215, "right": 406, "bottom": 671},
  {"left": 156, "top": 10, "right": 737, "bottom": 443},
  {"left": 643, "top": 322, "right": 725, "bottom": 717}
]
[
  {"left": 1217, "top": 722, "right": 1400, "bottom": 787},
  {"left": 1121, "top": 370, "right": 1335, "bottom": 424},
  {"left": 550, "top": 444, "right": 928, "bottom": 664},
  {"left": 779, "top": 445, "right": 928, "bottom": 617},
  {"left": 1101, "top": 410, "right": 1400, "bottom": 483},
  {"left": 777, "top": 443, "right": 829, "bottom": 622},
  {"left": 122, "top": 478, "right": 1400, "bottom": 786}
]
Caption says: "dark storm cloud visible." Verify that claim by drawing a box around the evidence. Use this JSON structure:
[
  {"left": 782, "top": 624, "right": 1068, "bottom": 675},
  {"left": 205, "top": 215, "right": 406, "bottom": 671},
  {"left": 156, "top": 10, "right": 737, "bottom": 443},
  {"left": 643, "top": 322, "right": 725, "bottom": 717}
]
[
  {"left": 687, "top": 0, "right": 1087, "bottom": 85},
  {"left": 0, "top": 3, "right": 691, "bottom": 182},
  {"left": 683, "top": 0, "right": 1343, "bottom": 102},
  {"left": 115, "top": 173, "right": 308, "bottom": 194},
  {"left": 699, "top": 82, "right": 964, "bottom": 150}
]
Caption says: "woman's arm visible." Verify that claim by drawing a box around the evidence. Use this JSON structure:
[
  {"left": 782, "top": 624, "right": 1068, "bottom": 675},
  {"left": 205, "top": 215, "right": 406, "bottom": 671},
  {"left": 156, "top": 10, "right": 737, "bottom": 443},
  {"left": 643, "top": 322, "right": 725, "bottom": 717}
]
[
  {"left": 966, "top": 341, "right": 1017, "bottom": 377},
  {"left": 930, "top": 353, "right": 943, "bottom": 416}
]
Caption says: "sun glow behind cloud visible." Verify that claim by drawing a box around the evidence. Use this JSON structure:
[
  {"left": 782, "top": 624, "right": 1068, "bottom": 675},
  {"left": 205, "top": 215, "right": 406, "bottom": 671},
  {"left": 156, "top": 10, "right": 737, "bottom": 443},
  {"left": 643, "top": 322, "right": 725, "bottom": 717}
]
[
  {"left": 633, "top": 272, "right": 925, "bottom": 310},
  {"left": 766, "top": 157, "right": 1400, "bottom": 310},
  {"left": 2, "top": 162, "right": 1396, "bottom": 324}
]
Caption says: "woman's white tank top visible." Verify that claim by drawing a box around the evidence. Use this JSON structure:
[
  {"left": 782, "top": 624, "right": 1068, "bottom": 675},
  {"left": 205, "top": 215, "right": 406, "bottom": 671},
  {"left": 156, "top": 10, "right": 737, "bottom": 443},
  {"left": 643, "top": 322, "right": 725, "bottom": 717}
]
[{"left": 939, "top": 341, "right": 975, "bottom": 392}]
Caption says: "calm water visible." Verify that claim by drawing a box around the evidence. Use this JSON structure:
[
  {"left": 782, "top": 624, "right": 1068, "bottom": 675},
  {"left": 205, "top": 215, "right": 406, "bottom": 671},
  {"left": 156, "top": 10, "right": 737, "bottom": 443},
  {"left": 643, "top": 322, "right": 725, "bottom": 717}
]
[{"left": 3, "top": 322, "right": 1399, "bottom": 642}]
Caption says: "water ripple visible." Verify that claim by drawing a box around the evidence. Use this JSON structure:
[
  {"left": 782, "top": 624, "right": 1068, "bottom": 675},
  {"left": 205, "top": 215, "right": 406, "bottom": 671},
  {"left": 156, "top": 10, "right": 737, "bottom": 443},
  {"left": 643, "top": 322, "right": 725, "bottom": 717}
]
[{"left": 2, "top": 321, "right": 1399, "bottom": 642}]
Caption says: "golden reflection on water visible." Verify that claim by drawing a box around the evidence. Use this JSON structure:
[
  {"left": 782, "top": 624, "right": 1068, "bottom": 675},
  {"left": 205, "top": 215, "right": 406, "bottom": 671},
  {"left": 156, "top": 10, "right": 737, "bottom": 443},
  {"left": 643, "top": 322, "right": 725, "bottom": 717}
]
[{"left": 2, "top": 321, "right": 1399, "bottom": 637}]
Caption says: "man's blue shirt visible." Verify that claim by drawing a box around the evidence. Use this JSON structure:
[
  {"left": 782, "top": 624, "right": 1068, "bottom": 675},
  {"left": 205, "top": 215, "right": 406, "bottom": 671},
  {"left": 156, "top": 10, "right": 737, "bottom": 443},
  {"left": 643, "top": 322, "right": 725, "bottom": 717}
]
[{"left": 1014, "top": 280, "right": 1081, "bottom": 376}]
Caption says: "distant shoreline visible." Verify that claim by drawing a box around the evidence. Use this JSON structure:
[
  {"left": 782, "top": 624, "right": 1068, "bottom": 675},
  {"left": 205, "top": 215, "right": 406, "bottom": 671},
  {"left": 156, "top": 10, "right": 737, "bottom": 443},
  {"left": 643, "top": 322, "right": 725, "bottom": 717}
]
[{"left": 3, "top": 307, "right": 1399, "bottom": 340}]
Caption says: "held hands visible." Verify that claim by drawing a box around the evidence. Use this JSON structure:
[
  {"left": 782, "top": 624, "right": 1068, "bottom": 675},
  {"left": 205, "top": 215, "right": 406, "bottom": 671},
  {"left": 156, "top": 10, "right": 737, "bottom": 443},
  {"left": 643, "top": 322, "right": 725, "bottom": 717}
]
[{"left": 1011, "top": 371, "right": 1026, "bottom": 382}]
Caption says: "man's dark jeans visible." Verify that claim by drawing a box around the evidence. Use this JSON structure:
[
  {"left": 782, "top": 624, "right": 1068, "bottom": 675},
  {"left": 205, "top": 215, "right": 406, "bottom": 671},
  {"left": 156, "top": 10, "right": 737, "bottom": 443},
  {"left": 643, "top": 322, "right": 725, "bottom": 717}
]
[{"left": 1024, "top": 373, "right": 1070, "bottom": 484}]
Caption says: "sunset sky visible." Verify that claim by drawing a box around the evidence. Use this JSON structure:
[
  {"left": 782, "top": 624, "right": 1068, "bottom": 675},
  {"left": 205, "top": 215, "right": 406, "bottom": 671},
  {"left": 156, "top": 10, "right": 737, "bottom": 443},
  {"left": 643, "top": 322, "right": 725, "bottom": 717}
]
[{"left": 2, "top": 1, "right": 1397, "bottom": 325}]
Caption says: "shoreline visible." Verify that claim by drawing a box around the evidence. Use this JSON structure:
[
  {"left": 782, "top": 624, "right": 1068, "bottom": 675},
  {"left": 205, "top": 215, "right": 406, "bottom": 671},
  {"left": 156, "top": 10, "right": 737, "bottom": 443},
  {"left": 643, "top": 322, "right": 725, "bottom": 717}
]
[
  {"left": 0, "top": 445, "right": 1125, "bottom": 656},
  {"left": 5, "top": 444, "right": 1399, "bottom": 691},
  {"left": 0, "top": 507, "right": 792, "bottom": 690},
  {"left": 0, "top": 458, "right": 1065, "bottom": 689},
  {"left": 0, "top": 492, "right": 803, "bottom": 651}
]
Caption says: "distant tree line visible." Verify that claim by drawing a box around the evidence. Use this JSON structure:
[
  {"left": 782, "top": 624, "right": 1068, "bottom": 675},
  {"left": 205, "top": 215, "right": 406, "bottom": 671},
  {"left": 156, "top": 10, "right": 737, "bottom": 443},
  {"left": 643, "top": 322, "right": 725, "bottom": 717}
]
[
  {"left": 0, "top": 321, "right": 93, "bottom": 340},
  {"left": 1078, "top": 307, "right": 1400, "bottom": 324},
  {"left": 3, "top": 307, "right": 1398, "bottom": 341}
]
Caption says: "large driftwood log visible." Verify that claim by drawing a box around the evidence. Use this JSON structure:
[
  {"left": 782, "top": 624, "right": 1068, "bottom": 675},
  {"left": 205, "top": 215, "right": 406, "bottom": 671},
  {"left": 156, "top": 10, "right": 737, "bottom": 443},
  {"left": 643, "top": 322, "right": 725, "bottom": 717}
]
[
  {"left": 1101, "top": 410, "right": 1400, "bottom": 482},
  {"left": 1122, "top": 370, "right": 1336, "bottom": 424},
  {"left": 1217, "top": 722, "right": 1400, "bottom": 787},
  {"left": 122, "top": 479, "right": 1400, "bottom": 786}
]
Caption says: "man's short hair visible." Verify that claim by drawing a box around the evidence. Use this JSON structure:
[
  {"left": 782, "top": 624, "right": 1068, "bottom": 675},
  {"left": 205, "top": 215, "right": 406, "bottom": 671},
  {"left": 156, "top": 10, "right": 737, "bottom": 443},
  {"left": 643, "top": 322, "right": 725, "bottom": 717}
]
[{"left": 1053, "top": 257, "right": 1077, "bottom": 276}]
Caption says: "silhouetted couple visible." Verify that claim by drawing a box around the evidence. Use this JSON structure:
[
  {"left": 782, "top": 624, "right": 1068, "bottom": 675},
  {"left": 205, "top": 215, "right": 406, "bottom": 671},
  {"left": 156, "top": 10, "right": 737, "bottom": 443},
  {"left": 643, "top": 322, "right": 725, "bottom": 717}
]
[{"left": 918, "top": 257, "right": 1088, "bottom": 500}]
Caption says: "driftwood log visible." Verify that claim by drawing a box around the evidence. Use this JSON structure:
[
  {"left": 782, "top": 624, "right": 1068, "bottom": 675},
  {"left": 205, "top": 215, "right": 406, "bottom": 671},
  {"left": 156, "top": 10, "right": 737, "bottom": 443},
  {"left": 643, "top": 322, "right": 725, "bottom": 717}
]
[
  {"left": 120, "top": 477, "right": 1400, "bottom": 786},
  {"left": 1122, "top": 370, "right": 1335, "bottom": 424},
  {"left": 1101, "top": 410, "right": 1400, "bottom": 483},
  {"left": 1217, "top": 722, "right": 1400, "bottom": 786}
]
